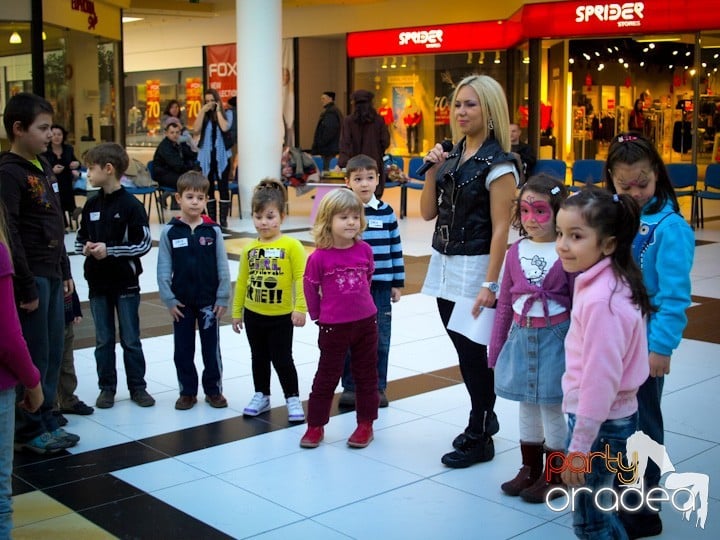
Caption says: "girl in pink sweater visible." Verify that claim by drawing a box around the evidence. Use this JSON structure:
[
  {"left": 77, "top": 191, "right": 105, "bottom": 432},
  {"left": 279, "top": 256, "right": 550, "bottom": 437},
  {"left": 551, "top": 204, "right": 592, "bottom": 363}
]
[
  {"left": 301, "top": 189, "right": 378, "bottom": 449},
  {"left": 0, "top": 205, "right": 42, "bottom": 537},
  {"left": 555, "top": 186, "right": 651, "bottom": 539}
]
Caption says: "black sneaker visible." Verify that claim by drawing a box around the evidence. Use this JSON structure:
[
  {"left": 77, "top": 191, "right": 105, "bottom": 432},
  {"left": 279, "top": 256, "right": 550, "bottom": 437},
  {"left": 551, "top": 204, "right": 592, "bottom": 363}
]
[
  {"left": 442, "top": 433, "right": 495, "bottom": 468},
  {"left": 53, "top": 410, "right": 69, "bottom": 426},
  {"left": 378, "top": 389, "right": 389, "bottom": 408},
  {"left": 338, "top": 390, "right": 355, "bottom": 409},
  {"left": 96, "top": 390, "right": 115, "bottom": 409},
  {"left": 131, "top": 389, "right": 156, "bottom": 407},
  {"left": 60, "top": 400, "right": 94, "bottom": 415},
  {"left": 452, "top": 412, "right": 499, "bottom": 449}
]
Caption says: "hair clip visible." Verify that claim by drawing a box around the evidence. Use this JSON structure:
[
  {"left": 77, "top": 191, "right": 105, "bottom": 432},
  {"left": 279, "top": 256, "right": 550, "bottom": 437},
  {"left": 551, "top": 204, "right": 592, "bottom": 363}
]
[
  {"left": 617, "top": 134, "right": 639, "bottom": 143},
  {"left": 550, "top": 186, "right": 560, "bottom": 195},
  {"left": 612, "top": 194, "right": 619, "bottom": 202}
]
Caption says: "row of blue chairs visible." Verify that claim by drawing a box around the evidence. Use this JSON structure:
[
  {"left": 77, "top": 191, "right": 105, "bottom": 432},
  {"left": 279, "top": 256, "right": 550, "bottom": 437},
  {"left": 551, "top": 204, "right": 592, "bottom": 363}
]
[{"left": 531, "top": 158, "right": 720, "bottom": 228}]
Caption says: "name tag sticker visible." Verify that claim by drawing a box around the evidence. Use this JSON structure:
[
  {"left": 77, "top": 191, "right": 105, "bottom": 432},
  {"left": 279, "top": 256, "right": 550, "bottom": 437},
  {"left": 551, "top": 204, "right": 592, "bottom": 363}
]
[
  {"left": 265, "top": 248, "right": 282, "bottom": 258},
  {"left": 368, "top": 219, "right": 383, "bottom": 229},
  {"left": 52, "top": 182, "right": 59, "bottom": 192},
  {"left": 89, "top": 212, "right": 100, "bottom": 221},
  {"left": 173, "top": 238, "right": 189, "bottom": 248}
]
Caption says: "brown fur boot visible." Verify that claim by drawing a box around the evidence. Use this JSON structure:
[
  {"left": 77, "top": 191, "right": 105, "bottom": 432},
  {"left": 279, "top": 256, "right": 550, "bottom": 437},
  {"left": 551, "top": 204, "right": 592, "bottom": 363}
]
[
  {"left": 501, "top": 442, "right": 544, "bottom": 496},
  {"left": 520, "top": 447, "right": 565, "bottom": 504}
]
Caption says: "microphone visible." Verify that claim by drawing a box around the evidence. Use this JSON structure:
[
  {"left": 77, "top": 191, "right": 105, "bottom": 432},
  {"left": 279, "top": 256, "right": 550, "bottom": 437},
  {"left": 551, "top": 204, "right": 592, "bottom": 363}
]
[{"left": 416, "top": 140, "right": 454, "bottom": 176}]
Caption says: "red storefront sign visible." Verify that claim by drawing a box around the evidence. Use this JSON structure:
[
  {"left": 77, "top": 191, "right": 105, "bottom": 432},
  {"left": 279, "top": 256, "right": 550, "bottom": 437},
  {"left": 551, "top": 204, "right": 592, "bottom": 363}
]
[
  {"left": 185, "top": 77, "right": 202, "bottom": 127},
  {"left": 205, "top": 43, "right": 237, "bottom": 105},
  {"left": 145, "top": 79, "right": 160, "bottom": 134},
  {"left": 347, "top": 0, "right": 720, "bottom": 57}
]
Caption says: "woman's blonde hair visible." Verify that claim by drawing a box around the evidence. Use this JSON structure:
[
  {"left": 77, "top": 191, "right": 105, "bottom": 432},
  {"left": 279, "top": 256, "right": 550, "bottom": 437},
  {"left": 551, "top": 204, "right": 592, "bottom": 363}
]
[
  {"left": 450, "top": 74, "right": 511, "bottom": 152},
  {"left": 311, "top": 188, "right": 366, "bottom": 249}
]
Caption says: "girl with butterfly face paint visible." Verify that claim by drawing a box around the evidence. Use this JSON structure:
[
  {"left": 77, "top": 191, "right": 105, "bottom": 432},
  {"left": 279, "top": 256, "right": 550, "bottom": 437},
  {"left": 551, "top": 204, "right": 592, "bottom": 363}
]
[{"left": 488, "top": 173, "right": 574, "bottom": 503}]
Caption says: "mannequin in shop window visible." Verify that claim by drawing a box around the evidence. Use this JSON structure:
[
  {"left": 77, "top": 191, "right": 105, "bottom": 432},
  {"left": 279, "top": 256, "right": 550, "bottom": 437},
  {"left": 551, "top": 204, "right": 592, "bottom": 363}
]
[
  {"left": 629, "top": 97, "right": 645, "bottom": 132},
  {"left": 403, "top": 98, "right": 422, "bottom": 154}
]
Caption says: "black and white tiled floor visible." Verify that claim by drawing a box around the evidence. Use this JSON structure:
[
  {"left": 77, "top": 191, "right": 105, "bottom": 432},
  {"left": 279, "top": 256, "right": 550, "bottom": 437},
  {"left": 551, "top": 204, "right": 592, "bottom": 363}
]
[{"left": 10, "top": 189, "right": 720, "bottom": 539}]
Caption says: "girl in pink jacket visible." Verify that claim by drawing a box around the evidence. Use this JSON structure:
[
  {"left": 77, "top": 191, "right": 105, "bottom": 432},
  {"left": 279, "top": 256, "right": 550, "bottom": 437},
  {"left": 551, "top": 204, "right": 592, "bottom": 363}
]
[{"left": 555, "top": 186, "right": 651, "bottom": 539}]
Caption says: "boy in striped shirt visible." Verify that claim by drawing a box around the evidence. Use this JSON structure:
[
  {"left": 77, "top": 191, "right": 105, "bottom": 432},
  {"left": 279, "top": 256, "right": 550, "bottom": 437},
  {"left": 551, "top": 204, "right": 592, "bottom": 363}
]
[{"left": 339, "top": 154, "right": 404, "bottom": 408}]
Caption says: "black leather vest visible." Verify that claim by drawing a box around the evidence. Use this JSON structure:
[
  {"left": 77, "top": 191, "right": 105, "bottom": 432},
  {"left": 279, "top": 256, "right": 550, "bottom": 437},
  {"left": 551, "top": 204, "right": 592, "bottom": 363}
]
[{"left": 431, "top": 138, "right": 516, "bottom": 256}]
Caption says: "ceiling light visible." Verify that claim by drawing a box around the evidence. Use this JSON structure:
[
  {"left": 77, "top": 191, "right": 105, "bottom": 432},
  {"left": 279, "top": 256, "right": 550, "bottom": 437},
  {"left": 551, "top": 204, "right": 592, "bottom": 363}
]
[
  {"left": 569, "top": 58, "right": 575, "bottom": 64},
  {"left": 9, "top": 31, "right": 21, "bottom": 45},
  {"left": 649, "top": 43, "right": 656, "bottom": 49},
  {"left": 624, "top": 63, "right": 629, "bottom": 69},
  {"left": 643, "top": 48, "right": 649, "bottom": 53},
  {"left": 685, "top": 51, "right": 692, "bottom": 57},
  {"left": 42, "top": 31, "right": 46, "bottom": 40},
  {"left": 598, "top": 63, "right": 605, "bottom": 71},
  {"left": 466, "top": 52, "right": 473, "bottom": 64},
  {"left": 618, "top": 58, "right": 624, "bottom": 63},
  {"left": 715, "top": 53, "right": 719, "bottom": 59},
  {"left": 672, "top": 50, "right": 679, "bottom": 55},
  {"left": 594, "top": 51, "right": 600, "bottom": 56},
  {"left": 640, "top": 61, "right": 645, "bottom": 67},
  {"left": 523, "top": 56, "right": 530, "bottom": 64},
  {"left": 381, "top": 57, "right": 387, "bottom": 69},
  {"left": 122, "top": 16, "right": 144, "bottom": 23},
  {"left": 400, "top": 56, "right": 407, "bottom": 68},
  {"left": 478, "top": 52, "right": 485, "bottom": 64},
  {"left": 390, "top": 57, "right": 396, "bottom": 68},
  {"left": 669, "top": 64, "right": 674, "bottom": 69},
  {"left": 583, "top": 53, "right": 591, "bottom": 61},
  {"left": 703, "top": 62, "right": 708, "bottom": 68},
  {"left": 607, "top": 47, "right": 613, "bottom": 53},
  {"left": 690, "top": 68, "right": 697, "bottom": 76},
  {"left": 494, "top": 51, "right": 501, "bottom": 64}
]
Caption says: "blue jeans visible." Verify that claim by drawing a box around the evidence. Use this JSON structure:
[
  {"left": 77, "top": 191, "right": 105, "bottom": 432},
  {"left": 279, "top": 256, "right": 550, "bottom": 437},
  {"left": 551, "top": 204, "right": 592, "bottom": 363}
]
[
  {"left": 173, "top": 304, "right": 222, "bottom": 396},
  {"left": 0, "top": 389, "right": 15, "bottom": 538},
  {"left": 15, "top": 276, "right": 64, "bottom": 441},
  {"left": 342, "top": 282, "right": 391, "bottom": 391},
  {"left": 567, "top": 412, "right": 637, "bottom": 540},
  {"left": 90, "top": 292, "right": 147, "bottom": 392}
]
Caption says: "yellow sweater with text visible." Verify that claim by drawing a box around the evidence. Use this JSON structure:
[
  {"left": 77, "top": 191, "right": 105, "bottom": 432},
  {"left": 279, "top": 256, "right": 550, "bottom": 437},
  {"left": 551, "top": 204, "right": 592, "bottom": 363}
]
[{"left": 232, "top": 235, "right": 307, "bottom": 317}]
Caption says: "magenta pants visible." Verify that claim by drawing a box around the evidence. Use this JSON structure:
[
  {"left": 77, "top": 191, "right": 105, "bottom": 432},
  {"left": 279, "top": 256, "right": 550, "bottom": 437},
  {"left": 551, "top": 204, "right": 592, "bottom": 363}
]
[{"left": 307, "top": 315, "right": 379, "bottom": 426}]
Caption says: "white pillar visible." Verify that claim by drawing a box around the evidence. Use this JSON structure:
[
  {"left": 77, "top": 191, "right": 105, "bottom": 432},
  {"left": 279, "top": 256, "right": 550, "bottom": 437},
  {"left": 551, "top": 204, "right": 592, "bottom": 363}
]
[{"left": 236, "top": 0, "right": 283, "bottom": 217}]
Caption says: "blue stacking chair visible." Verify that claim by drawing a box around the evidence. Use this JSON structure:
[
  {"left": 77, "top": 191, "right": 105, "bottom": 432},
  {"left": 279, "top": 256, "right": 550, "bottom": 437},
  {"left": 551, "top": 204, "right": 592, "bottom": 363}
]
[
  {"left": 666, "top": 163, "right": 698, "bottom": 227},
  {"left": 398, "top": 156, "right": 426, "bottom": 219},
  {"left": 312, "top": 155, "right": 324, "bottom": 173},
  {"left": 570, "top": 159, "right": 605, "bottom": 192},
  {"left": 329, "top": 157, "right": 339, "bottom": 170},
  {"left": 229, "top": 178, "right": 242, "bottom": 218},
  {"left": 697, "top": 163, "right": 720, "bottom": 228},
  {"left": 531, "top": 159, "right": 567, "bottom": 183},
  {"left": 150, "top": 161, "right": 177, "bottom": 224}
]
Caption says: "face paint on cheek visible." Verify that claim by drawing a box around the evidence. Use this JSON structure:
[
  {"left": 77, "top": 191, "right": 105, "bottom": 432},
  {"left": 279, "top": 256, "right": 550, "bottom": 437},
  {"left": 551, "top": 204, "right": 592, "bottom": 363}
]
[{"left": 520, "top": 201, "right": 553, "bottom": 224}]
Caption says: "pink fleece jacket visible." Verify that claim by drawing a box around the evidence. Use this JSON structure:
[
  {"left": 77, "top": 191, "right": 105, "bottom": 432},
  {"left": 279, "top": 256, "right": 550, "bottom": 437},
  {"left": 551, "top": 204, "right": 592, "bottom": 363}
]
[
  {"left": 0, "top": 243, "right": 41, "bottom": 391},
  {"left": 562, "top": 257, "right": 648, "bottom": 451}
]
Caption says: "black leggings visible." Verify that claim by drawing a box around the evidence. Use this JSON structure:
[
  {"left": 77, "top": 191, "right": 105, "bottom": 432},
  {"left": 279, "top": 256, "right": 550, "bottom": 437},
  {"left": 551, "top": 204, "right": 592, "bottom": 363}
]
[
  {"left": 243, "top": 308, "right": 299, "bottom": 398},
  {"left": 208, "top": 149, "right": 229, "bottom": 200},
  {"left": 437, "top": 297, "right": 496, "bottom": 434}
]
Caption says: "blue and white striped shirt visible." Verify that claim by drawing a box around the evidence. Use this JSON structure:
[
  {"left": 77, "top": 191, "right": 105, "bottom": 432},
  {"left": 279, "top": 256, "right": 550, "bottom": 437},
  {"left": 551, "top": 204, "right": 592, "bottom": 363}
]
[{"left": 362, "top": 196, "right": 404, "bottom": 288}]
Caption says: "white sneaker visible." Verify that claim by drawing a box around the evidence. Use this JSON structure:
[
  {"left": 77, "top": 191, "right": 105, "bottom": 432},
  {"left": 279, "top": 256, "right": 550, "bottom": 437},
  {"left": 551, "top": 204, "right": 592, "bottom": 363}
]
[
  {"left": 243, "top": 392, "right": 270, "bottom": 416},
  {"left": 286, "top": 396, "right": 305, "bottom": 422}
]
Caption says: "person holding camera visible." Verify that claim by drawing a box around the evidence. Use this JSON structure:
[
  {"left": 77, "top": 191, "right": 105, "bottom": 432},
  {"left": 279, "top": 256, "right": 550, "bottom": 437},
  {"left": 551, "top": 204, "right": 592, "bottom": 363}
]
[{"left": 192, "top": 89, "right": 233, "bottom": 227}]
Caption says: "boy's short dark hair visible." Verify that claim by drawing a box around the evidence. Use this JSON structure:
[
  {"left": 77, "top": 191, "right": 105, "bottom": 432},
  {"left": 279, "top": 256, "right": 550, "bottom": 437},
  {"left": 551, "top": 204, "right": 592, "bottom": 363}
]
[
  {"left": 3, "top": 93, "right": 53, "bottom": 142},
  {"left": 346, "top": 154, "right": 378, "bottom": 177},
  {"left": 84, "top": 143, "right": 130, "bottom": 179},
  {"left": 177, "top": 171, "right": 210, "bottom": 195}
]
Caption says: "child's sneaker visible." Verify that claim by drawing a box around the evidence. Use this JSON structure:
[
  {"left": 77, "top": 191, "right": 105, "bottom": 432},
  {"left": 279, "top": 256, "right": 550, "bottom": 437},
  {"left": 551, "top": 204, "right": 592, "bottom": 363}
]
[
  {"left": 14, "top": 432, "right": 71, "bottom": 454},
  {"left": 243, "top": 392, "right": 270, "bottom": 416},
  {"left": 50, "top": 428, "right": 80, "bottom": 447},
  {"left": 347, "top": 421, "right": 374, "bottom": 448},
  {"left": 286, "top": 397, "right": 305, "bottom": 422}
]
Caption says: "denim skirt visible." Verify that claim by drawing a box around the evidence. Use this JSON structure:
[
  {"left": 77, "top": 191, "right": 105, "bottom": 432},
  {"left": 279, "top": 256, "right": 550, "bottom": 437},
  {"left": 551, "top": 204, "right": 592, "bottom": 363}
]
[{"left": 494, "top": 319, "right": 569, "bottom": 404}]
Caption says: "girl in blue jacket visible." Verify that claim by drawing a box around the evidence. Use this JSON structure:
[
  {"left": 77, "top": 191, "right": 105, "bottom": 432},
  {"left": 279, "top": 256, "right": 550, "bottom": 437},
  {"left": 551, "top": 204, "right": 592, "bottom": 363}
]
[{"left": 605, "top": 132, "right": 695, "bottom": 539}]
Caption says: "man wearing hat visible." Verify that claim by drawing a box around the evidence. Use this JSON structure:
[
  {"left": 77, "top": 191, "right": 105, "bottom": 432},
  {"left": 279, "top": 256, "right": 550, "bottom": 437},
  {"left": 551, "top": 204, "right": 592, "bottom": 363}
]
[{"left": 311, "top": 91, "right": 343, "bottom": 171}]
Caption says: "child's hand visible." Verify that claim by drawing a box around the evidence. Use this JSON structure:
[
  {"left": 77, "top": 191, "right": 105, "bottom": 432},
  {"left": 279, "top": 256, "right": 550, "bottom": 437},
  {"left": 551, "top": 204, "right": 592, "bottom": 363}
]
[
  {"left": 213, "top": 305, "right": 226, "bottom": 320},
  {"left": 64, "top": 279, "right": 74, "bottom": 295},
  {"left": 291, "top": 311, "right": 306, "bottom": 327},
  {"left": 649, "top": 352, "right": 671, "bottom": 377},
  {"left": 18, "top": 383, "right": 44, "bottom": 413},
  {"left": 391, "top": 287, "right": 401, "bottom": 303},
  {"left": 232, "top": 318, "right": 243, "bottom": 333},
  {"left": 73, "top": 316, "right": 82, "bottom": 325},
  {"left": 169, "top": 303, "right": 185, "bottom": 322},
  {"left": 561, "top": 453, "right": 586, "bottom": 487},
  {"left": 19, "top": 298, "right": 39, "bottom": 313},
  {"left": 53, "top": 164, "right": 65, "bottom": 174},
  {"left": 88, "top": 242, "right": 108, "bottom": 260}
]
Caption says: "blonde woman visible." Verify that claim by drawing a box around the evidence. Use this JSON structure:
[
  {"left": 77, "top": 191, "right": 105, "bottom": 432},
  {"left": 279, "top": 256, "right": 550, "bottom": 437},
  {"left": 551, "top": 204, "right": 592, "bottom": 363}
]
[{"left": 420, "top": 74, "right": 520, "bottom": 468}]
